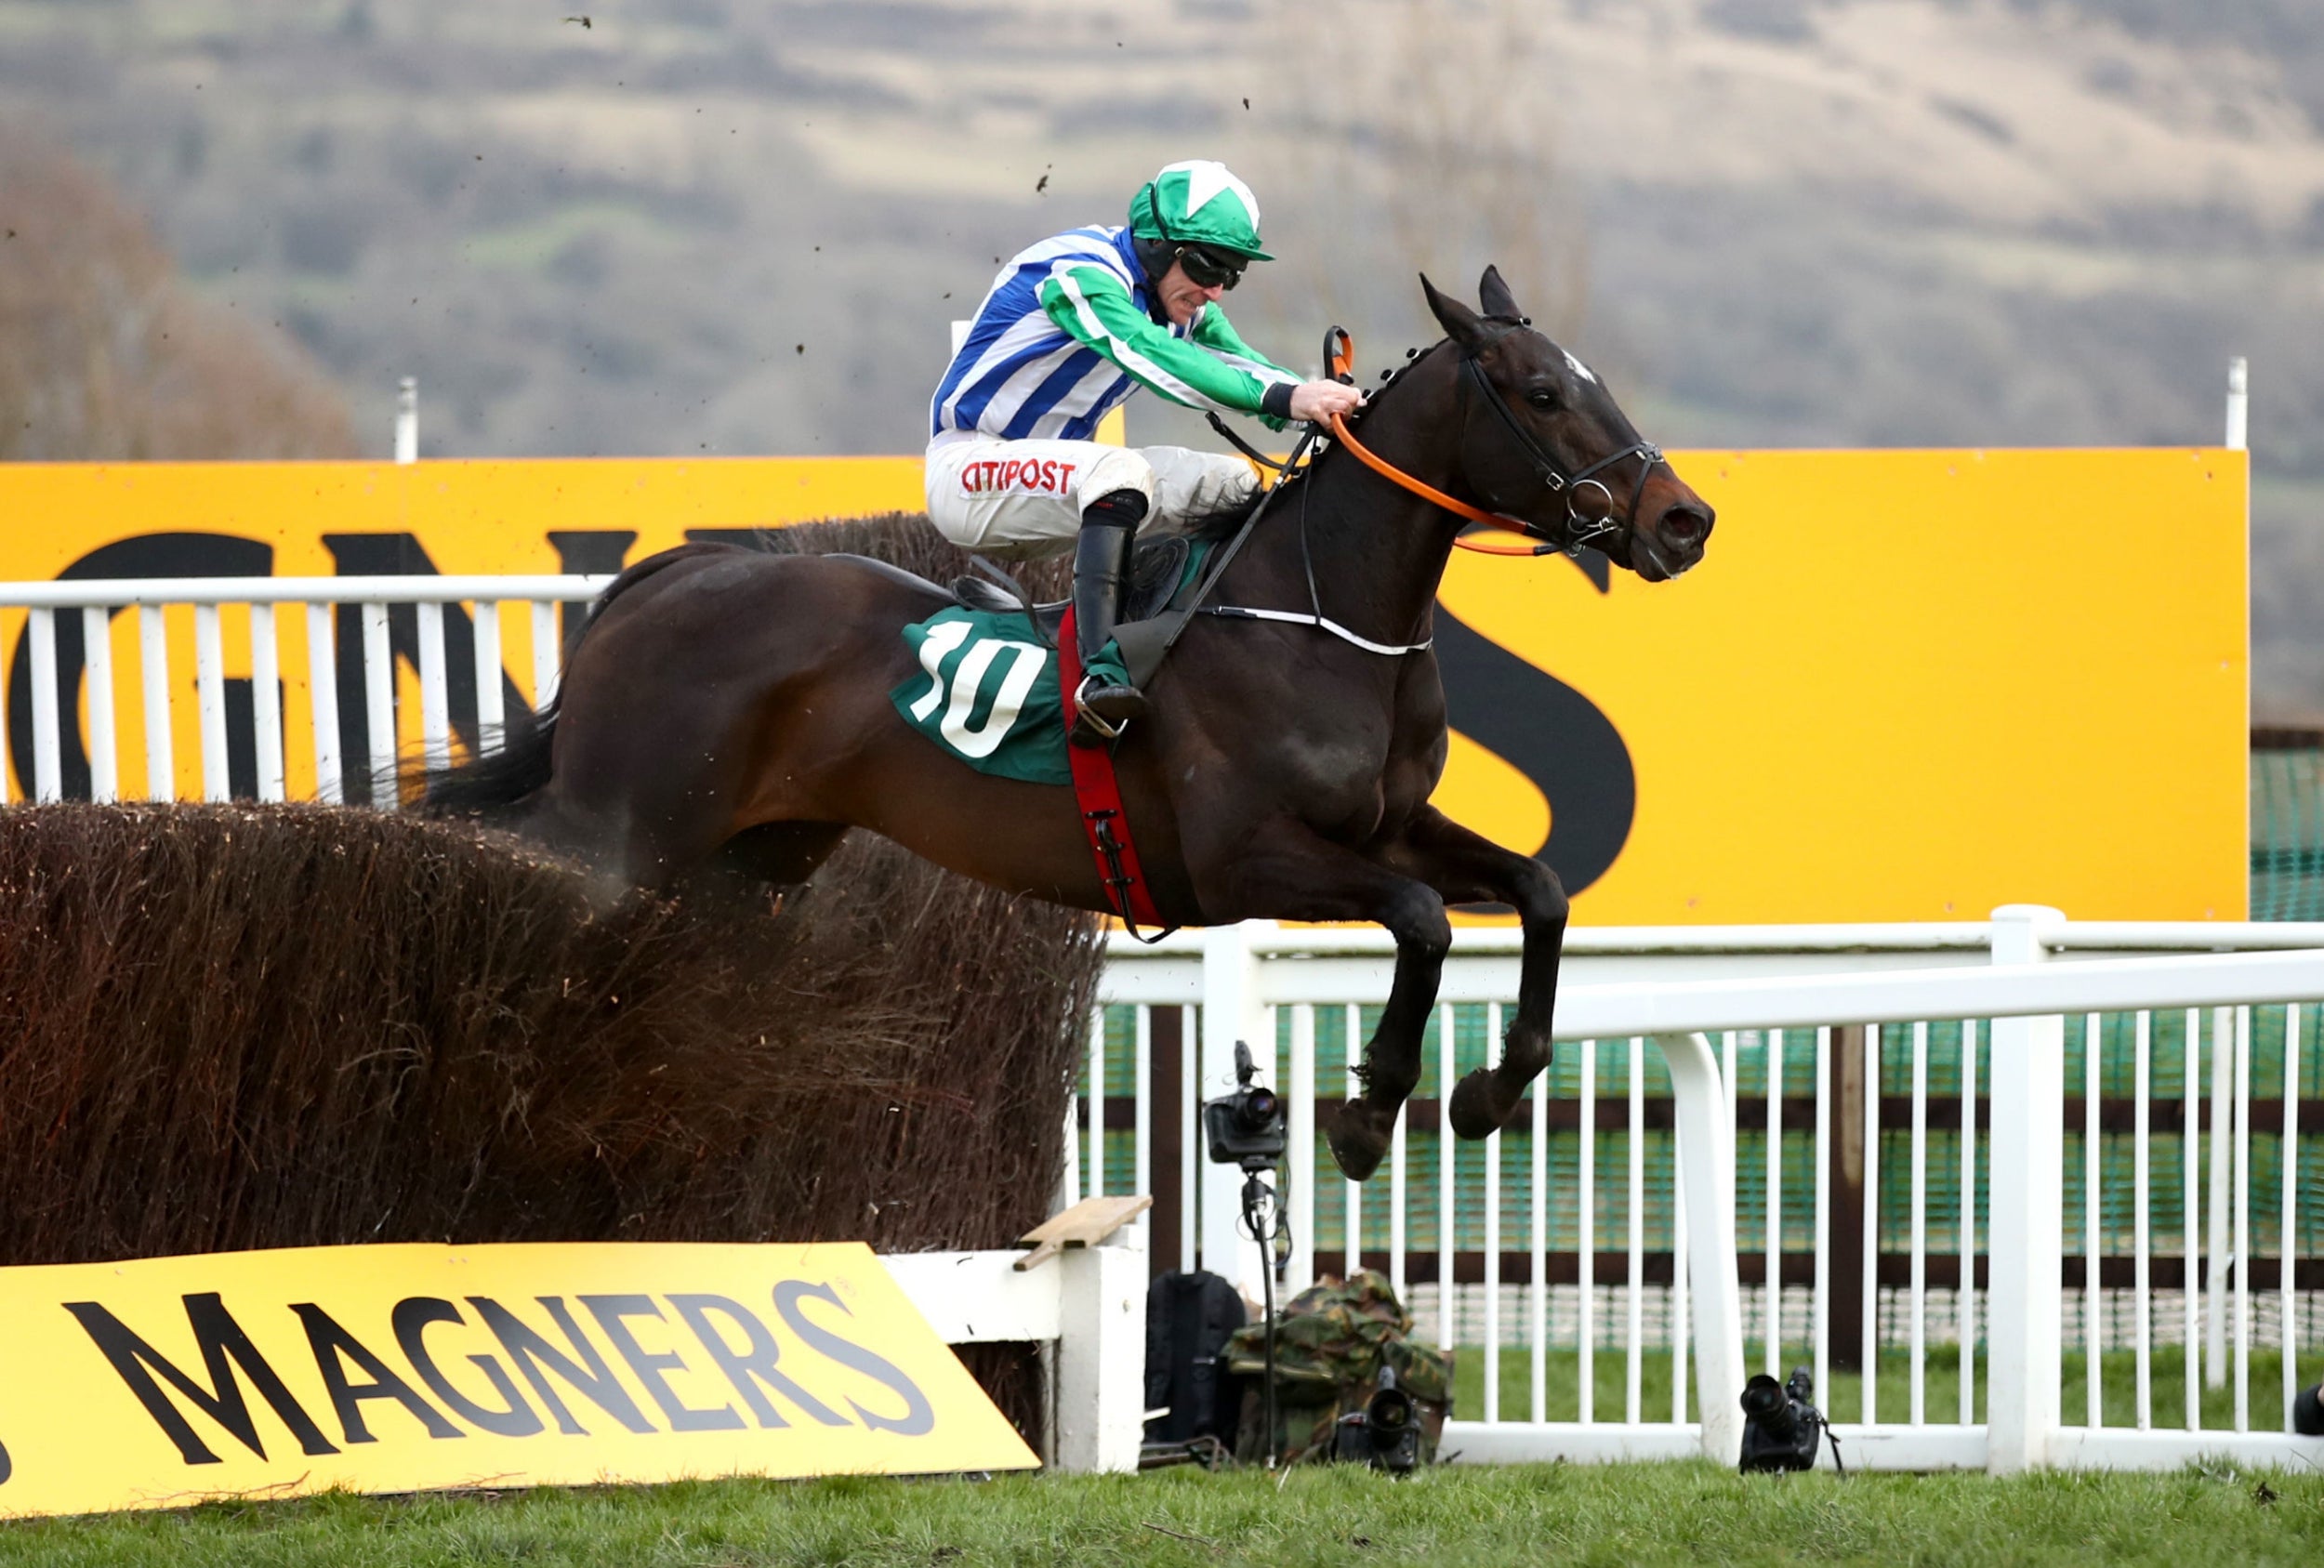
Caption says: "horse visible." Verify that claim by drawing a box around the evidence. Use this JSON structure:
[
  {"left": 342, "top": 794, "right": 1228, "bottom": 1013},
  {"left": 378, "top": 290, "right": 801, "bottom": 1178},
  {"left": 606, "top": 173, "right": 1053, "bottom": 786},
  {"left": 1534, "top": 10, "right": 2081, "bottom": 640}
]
[{"left": 426, "top": 267, "right": 1715, "bottom": 1181}]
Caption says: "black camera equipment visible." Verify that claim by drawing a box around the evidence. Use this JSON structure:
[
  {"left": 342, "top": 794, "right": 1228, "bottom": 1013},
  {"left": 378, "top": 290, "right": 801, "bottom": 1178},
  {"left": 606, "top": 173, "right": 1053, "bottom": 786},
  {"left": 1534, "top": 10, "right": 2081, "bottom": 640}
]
[
  {"left": 1202, "top": 1040, "right": 1290, "bottom": 1466},
  {"left": 1333, "top": 1364, "right": 1422, "bottom": 1474},
  {"left": 1737, "top": 1365, "right": 1844, "bottom": 1475},
  {"left": 1203, "top": 1039, "right": 1288, "bottom": 1166},
  {"left": 2294, "top": 1381, "right": 2324, "bottom": 1436}
]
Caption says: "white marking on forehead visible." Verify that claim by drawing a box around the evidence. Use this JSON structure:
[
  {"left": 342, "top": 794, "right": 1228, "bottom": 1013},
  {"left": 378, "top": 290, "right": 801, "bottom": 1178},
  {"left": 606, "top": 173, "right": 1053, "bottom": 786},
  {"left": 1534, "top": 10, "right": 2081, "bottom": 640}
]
[{"left": 1562, "top": 348, "right": 1598, "bottom": 385}]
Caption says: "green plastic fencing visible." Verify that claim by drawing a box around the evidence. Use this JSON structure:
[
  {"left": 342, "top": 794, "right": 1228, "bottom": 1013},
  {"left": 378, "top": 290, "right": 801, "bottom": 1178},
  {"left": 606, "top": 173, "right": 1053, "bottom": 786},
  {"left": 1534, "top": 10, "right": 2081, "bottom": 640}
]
[
  {"left": 2253, "top": 738, "right": 2324, "bottom": 920},
  {"left": 1083, "top": 1008, "right": 2324, "bottom": 1270}
]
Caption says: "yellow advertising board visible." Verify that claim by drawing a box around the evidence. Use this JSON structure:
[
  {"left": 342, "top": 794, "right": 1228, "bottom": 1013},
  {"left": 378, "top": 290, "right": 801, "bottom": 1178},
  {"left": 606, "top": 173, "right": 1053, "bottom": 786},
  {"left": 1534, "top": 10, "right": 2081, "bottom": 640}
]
[
  {"left": 0, "top": 1240, "right": 1034, "bottom": 1518},
  {"left": 1432, "top": 446, "right": 2248, "bottom": 923},
  {"left": 0, "top": 445, "right": 2246, "bottom": 921}
]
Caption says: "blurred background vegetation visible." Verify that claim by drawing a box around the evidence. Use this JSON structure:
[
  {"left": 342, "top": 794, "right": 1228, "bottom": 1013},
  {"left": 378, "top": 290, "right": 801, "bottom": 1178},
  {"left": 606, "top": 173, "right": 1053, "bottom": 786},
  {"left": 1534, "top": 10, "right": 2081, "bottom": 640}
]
[{"left": 2, "top": 0, "right": 2320, "bottom": 711}]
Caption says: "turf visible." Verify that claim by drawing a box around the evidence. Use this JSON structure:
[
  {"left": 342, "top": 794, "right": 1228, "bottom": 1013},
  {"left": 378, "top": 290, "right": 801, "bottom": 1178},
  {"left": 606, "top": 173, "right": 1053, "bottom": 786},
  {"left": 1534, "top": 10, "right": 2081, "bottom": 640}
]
[{"left": 6, "top": 1461, "right": 2324, "bottom": 1567}]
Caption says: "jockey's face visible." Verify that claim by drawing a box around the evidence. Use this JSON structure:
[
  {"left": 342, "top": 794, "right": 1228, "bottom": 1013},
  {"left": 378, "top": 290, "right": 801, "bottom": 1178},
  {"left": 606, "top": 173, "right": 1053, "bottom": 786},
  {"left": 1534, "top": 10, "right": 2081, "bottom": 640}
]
[{"left": 1156, "top": 258, "right": 1226, "bottom": 327}]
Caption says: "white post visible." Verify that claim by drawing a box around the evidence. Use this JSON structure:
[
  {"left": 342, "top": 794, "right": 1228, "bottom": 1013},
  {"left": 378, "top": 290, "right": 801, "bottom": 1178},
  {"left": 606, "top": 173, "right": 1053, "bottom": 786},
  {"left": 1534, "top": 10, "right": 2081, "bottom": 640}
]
[
  {"left": 2225, "top": 357, "right": 2248, "bottom": 451},
  {"left": 139, "top": 604, "right": 172, "bottom": 800},
  {"left": 1985, "top": 903, "right": 2067, "bottom": 1473},
  {"left": 193, "top": 603, "right": 228, "bottom": 802},
  {"left": 1288, "top": 1005, "right": 1316, "bottom": 1293},
  {"left": 1200, "top": 920, "right": 1272, "bottom": 1291},
  {"left": 363, "top": 602, "right": 395, "bottom": 809},
  {"left": 81, "top": 606, "right": 117, "bottom": 803},
  {"left": 395, "top": 377, "right": 418, "bottom": 464},
  {"left": 1052, "top": 1229, "right": 1148, "bottom": 1473},
  {"left": 306, "top": 601, "right": 342, "bottom": 804},
  {"left": 28, "top": 609, "right": 59, "bottom": 803},
  {"left": 1657, "top": 1031, "right": 1744, "bottom": 1466},
  {"left": 2207, "top": 1005, "right": 2233, "bottom": 1389}
]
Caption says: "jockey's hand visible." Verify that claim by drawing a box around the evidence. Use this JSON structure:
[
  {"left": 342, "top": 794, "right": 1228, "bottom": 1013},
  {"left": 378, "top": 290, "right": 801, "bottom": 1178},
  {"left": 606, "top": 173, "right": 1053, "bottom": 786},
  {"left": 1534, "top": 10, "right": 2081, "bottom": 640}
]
[{"left": 1288, "top": 379, "right": 1366, "bottom": 423}]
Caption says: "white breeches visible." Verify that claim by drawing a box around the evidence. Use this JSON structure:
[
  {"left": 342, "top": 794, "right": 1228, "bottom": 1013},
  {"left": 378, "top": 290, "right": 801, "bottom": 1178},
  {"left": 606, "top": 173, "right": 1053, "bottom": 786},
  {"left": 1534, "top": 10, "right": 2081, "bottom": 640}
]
[{"left": 922, "top": 434, "right": 1260, "bottom": 560}]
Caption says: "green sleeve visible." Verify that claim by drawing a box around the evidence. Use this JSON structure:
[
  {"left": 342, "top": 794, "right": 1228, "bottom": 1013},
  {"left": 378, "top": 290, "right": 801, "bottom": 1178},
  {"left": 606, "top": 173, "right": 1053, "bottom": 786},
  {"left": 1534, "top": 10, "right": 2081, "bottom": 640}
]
[
  {"left": 1037, "top": 263, "right": 1300, "bottom": 426},
  {"left": 1189, "top": 307, "right": 1300, "bottom": 386}
]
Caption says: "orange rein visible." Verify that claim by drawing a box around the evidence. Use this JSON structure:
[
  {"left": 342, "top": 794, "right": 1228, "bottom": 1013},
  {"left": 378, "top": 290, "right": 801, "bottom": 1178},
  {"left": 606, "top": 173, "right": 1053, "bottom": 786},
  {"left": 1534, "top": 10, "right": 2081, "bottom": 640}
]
[
  {"left": 1326, "top": 412, "right": 1546, "bottom": 558},
  {"left": 1315, "top": 329, "right": 1549, "bottom": 558}
]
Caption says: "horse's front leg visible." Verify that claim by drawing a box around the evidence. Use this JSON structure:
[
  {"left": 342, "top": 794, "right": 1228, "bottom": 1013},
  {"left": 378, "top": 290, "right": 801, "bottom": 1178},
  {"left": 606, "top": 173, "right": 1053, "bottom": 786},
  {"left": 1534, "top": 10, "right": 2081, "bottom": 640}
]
[
  {"left": 1187, "top": 819, "right": 1452, "bottom": 1182},
  {"left": 1379, "top": 806, "right": 1570, "bottom": 1140}
]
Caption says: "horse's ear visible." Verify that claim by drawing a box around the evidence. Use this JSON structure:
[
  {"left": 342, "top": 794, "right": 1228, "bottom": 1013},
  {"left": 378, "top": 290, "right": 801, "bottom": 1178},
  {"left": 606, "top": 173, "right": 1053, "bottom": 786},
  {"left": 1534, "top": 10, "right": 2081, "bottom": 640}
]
[
  {"left": 1420, "top": 272, "right": 1486, "bottom": 351},
  {"left": 1477, "top": 265, "right": 1524, "bottom": 323}
]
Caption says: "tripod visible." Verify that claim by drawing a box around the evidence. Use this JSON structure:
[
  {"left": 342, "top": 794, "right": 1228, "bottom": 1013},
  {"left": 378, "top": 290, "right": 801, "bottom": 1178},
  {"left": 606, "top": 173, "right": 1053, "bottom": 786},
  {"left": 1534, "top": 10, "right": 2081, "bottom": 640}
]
[{"left": 1238, "top": 1155, "right": 1287, "bottom": 1469}]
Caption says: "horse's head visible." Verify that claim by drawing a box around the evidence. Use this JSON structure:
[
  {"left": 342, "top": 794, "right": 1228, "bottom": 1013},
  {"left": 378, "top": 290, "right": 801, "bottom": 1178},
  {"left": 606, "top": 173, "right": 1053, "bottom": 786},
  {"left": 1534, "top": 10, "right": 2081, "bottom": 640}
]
[{"left": 1420, "top": 268, "right": 1713, "bottom": 582}]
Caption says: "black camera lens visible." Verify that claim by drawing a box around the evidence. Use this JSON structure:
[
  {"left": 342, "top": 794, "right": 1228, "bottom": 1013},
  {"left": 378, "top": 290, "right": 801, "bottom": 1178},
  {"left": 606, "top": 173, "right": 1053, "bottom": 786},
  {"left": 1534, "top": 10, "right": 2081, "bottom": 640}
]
[
  {"left": 2295, "top": 1382, "right": 2324, "bottom": 1437},
  {"left": 1739, "top": 1373, "right": 1802, "bottom": 1442},
  {"left": 1367, "top": 1388, "right": 1414, "bottom": 1434},
  {"left": 1739, "top": 1374, "right": 1786, "bottom": 1418},
  {"left": 1239, "top": 1087, "right": 1279, "bottom": 1127}
]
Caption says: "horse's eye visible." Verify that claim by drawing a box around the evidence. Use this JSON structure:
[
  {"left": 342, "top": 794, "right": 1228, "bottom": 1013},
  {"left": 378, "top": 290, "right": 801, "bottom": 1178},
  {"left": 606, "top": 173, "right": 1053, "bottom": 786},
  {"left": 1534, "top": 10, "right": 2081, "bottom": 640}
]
[{"left": 1525, "top": 389, "right": 1556, "bottom": 411}]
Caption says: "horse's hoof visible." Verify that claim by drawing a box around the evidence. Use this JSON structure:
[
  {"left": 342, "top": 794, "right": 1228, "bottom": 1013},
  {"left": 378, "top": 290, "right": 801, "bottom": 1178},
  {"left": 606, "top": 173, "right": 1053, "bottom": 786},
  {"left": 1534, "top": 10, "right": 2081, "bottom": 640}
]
[
  {"left": 1447, "top": 1068, "right": 1512, "bottom": 1140},
  {"left": 1327, "top": 1100, "right": 1393, "bottom": 1181}
]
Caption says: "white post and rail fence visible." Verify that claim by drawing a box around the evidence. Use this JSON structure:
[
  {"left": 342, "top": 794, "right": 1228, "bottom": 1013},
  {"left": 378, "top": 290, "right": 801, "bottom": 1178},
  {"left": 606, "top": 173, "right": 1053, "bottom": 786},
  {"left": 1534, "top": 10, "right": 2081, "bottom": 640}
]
[{"left": 1, "top": 575, "right": 2320, "bottom": 1473}]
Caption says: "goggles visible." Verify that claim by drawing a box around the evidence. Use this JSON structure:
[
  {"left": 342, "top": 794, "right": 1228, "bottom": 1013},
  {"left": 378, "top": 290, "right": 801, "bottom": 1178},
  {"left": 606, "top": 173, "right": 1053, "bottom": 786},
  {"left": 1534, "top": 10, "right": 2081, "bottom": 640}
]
[{"left": 1175, "top": 244, "right": 1247, "bottom": 292}]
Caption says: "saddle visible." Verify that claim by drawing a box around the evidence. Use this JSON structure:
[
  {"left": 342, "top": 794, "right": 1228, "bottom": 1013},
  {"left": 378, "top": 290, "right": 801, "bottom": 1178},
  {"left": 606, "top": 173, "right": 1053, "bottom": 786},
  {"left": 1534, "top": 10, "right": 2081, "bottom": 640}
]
[{"left": 947, "top": 533, "right": 1195, "bottom": 686}]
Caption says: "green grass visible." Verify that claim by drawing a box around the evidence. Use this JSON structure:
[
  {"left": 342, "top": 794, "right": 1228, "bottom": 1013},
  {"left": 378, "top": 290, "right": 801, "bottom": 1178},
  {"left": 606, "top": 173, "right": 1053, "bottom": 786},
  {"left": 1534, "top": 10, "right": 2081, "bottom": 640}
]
[
  {"left": 1452, "top": 1343, "right": 2304, "bottom": 1431},
  {"left": 7, "top": 1462, "right": 2324, "bottom": 1566}
]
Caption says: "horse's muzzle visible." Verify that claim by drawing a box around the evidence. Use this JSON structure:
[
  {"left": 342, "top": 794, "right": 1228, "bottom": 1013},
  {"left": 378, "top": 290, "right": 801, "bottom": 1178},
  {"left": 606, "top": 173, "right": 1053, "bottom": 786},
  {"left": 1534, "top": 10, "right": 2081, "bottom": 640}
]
[{"left": 1630, "top": 497, "right": 1713, "bottom": 580}]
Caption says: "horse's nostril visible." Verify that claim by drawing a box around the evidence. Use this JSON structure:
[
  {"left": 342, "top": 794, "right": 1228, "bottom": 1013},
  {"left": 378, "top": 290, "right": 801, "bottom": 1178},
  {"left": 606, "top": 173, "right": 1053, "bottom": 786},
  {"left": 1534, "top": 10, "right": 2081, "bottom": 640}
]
[{"left": 1662, "top": 506, "right": 1712, "bottom": 546}]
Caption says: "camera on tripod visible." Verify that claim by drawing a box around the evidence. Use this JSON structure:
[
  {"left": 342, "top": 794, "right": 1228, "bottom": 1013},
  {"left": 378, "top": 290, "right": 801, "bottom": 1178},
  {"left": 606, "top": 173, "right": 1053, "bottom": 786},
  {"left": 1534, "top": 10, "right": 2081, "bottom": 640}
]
[
  {"left": 1738, "top": 1365, "right": 1834, "bottom": 1474},
  {"left": 1201, "top": 1040, "right": 1293, "bottom": 1467},
  {"left": 1333, "top": 1364, "right": 1421, "bottom": 1474},
  {"left": 1203, "top": 1039, "right": 1287, "bottom": 1170}
]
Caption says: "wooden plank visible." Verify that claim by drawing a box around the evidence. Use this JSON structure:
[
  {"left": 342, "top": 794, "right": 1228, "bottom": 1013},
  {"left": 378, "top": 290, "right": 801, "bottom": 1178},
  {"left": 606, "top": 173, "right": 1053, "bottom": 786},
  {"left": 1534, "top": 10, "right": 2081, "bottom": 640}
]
[{"left": 1014, "top": 1193, "right": 1154, "bottom": 1272}]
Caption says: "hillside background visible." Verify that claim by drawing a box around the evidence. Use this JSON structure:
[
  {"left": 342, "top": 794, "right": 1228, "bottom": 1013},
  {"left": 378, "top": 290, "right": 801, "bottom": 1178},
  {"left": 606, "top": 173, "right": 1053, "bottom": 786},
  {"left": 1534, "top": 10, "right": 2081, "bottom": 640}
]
[{"left": 5, "top": 0, "right": 2323, "bottom": 714}]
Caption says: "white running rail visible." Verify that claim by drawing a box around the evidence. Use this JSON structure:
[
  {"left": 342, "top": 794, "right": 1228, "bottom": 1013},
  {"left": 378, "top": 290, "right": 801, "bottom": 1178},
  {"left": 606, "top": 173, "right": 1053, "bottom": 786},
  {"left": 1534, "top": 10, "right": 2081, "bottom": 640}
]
[
  {"left": 1093, "top": 911, "right": 2324, "bottom": 1471},
  {"left": 0, "top": 575, "right": 611, "bottom": 805}
]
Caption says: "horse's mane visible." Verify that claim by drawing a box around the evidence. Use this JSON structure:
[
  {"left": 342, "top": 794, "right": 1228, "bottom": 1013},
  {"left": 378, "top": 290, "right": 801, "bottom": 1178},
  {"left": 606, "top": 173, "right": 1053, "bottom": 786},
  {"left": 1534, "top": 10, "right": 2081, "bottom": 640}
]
[{"left": 1170, "top": 335, "right": 1461, "bottom": 545}]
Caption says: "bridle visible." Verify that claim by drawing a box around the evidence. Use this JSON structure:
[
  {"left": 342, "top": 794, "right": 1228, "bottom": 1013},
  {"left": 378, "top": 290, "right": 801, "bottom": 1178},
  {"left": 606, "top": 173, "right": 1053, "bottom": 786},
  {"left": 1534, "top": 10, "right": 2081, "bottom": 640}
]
[
  {"left": 1169, "top": 323, "right": 1672, "bottom": 662},
  {"left": 1324, "top": 326, "right": 1664, "bottom": 560}
]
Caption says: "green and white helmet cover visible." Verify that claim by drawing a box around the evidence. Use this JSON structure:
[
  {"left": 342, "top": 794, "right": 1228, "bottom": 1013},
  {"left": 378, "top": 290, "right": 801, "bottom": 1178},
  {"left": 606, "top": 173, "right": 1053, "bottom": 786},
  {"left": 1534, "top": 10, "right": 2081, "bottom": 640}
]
[{"left": 1129, "top": 160, "right": 1274, "bottom": 260}]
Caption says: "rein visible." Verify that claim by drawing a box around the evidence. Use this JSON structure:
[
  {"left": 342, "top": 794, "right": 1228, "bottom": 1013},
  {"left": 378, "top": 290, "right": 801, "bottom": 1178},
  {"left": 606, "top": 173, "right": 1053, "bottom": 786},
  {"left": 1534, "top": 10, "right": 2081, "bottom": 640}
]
[
  {"left": 1327, "top": 411, "right": 1547, "bottom": 558},
  {"left": 1148, "top": 323, "right": 1668, "bottom": 664},
  {"left": 1327, "top": 326, "right": 1661, "bottom": 560}
]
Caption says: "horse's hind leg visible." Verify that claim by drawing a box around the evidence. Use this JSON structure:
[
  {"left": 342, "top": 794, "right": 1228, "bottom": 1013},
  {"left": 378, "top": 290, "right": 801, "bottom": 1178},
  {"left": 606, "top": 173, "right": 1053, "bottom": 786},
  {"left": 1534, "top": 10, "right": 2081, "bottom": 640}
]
[
  {"left": 1381, "top": 807, "right": 1571, "bottom": 1140},
  {"left": 1191, "top": 820, "right": 1452, "bottom": 1182}
]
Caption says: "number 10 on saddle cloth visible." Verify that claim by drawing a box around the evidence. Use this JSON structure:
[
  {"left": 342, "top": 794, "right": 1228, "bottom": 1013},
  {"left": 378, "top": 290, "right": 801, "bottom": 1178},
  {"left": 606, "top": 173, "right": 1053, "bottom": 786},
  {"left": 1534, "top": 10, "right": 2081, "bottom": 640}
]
[{"left": 888, "top": 606, "right": 1136, "bottom": 788}]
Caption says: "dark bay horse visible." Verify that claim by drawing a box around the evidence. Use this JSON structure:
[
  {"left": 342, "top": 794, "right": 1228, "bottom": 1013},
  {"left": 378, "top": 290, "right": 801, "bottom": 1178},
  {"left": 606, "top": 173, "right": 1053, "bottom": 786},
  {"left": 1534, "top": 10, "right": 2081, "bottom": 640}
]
[{"left": 427, "top": 268, "right": 1715, "bottom": 1181}]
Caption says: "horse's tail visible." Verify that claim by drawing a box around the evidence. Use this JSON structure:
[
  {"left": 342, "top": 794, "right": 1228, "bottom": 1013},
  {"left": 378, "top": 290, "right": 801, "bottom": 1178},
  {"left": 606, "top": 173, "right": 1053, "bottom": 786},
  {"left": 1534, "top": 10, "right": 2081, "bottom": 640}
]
[{"left": 421, "top": 543, "right": 738, "bottom": 823}]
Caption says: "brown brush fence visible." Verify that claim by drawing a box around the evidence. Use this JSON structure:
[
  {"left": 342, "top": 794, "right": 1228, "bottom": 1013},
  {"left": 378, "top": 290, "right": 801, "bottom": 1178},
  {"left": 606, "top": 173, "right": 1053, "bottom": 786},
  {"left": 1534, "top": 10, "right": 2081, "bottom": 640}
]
[{"left": 0, "top": 513, "right": 1098, "bottom": 1440}]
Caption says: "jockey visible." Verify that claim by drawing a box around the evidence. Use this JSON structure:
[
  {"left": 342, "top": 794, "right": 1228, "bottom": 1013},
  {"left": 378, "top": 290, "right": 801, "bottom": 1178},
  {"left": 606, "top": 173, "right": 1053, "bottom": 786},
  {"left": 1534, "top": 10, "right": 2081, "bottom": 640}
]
[{"left": 927, "top": 159, "right": 1365, "bottom": 744}]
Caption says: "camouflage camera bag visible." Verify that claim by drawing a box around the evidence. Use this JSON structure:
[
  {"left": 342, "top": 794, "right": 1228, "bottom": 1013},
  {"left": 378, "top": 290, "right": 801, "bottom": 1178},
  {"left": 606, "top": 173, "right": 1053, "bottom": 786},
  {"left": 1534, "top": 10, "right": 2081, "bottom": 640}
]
[{"left": 1221, "top": 1271, "right": 1453, "bottom": 1466}]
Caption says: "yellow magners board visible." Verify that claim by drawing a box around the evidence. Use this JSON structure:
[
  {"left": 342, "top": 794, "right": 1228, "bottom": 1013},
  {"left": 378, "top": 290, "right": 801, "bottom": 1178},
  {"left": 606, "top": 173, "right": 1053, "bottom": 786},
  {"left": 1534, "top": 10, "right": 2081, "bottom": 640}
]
[
  {"left": 0, "top": 1241, "right": 1035, "bottom": 1518},
  {"left": 0, "top": 446, "right": 2247, "bottom": 921}
]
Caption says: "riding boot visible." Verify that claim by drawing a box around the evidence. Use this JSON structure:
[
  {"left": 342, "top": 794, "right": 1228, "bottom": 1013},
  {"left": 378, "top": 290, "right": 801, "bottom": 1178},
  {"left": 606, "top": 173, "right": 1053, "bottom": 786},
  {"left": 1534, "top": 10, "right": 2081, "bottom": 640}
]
[{"left": 1069, "top": 488, "right": 1152, "bottom": 746}]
